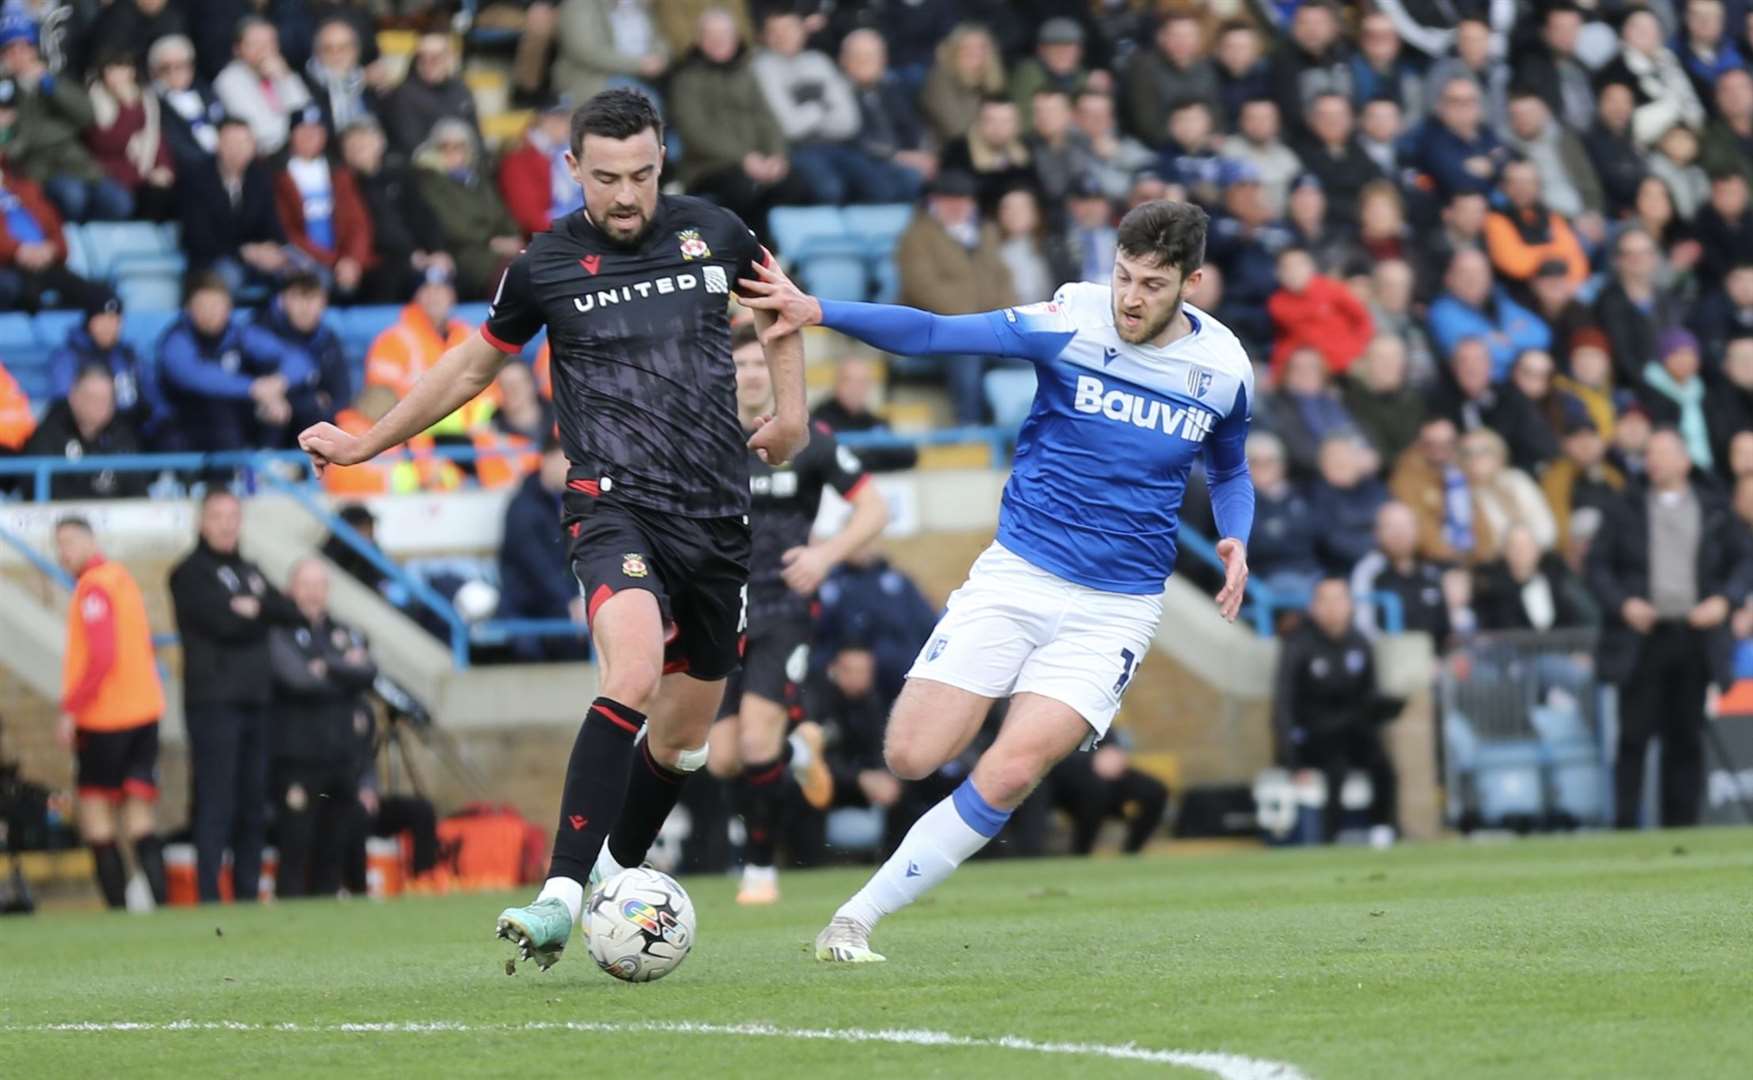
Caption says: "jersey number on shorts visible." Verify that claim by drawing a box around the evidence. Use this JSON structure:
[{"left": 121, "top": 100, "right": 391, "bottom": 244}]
[{"left": 1113, "top": 648, "right": 1141, "bottom": 696}]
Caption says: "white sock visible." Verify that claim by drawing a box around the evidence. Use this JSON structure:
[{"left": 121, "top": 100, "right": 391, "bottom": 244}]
[
  {"left": 787, "top": 731, "right": 814, "bottom": 774},
  {"left": 536, "top": 876, "right": 585, "bottom": 925},
  {"left": 592, "top": 844, "right": 627, "bottom": 888},
  {"left": 837, "top": 779, "right": 1009, "bottom": 931},
  {"left": 741, "top": 864, "right": 777, "bottom": 885}
]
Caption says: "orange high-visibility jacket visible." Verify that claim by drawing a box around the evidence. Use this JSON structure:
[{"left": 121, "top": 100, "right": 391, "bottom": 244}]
[{"left": 62, "top": 558, "right": 165, "bottom": 731}]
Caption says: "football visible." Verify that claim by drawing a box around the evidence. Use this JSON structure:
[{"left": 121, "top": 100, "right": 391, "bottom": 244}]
[{"left": 585, "top": 867, "right": 696, "bottom": 983}]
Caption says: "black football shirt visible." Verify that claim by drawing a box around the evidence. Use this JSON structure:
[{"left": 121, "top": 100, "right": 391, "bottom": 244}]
[
  {"left": 483, "top": 195, "right": 766, "bottom": 519},
  {"left": 747, "top": 422, "right": 869, "bottom": 623}
]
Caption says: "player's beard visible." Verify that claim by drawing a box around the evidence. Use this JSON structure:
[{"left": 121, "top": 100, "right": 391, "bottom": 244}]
[
  {"left": 593, "top": 202, "right": 652, "bottom": 247},
  {"left": 1114, "top": 295, "right": 1181, "bottom": 345}
]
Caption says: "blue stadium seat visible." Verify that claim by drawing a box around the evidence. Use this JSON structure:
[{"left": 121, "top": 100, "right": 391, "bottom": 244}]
[
  {"left": 0, "top": 312, "right": 38, "bottom": 354},
  {"left": 768, "top": 207, "right": 863, "bottom": 262},
  {"left": 453, "top": 302, "right": 490, "bottom": 326},
  {"left": 798, "top": 254, "right": 868, "bottom": 302},
  {"left": 842, "top": 204, "right": 913, "bottom": 260},
  {"left": 871, "top": 256, "right": 900, "bottom": 304},
  {"left": 33, "top": 311, "right": 83, "bottom": 351},
  {"left": 61, "top": 224, "right": 93, "bottom": 278},
  {"left": 121, "top": 309, "right": 180, "bottom": 356},
  {"left": 117, "top": 275, "right": 183, "bottom": 313},
  {"left": 80, "top": 222, "right": 176, "bottom": 281},
  {"left": 337, "top": 306, "right": 403, "bottom": 352},
  {"left": 1473, "top": 741, "right": 1546, "bottom": 826}
]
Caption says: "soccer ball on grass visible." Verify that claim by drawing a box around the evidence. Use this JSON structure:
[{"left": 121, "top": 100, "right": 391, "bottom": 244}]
[{"left": 585, "top": 867, "right": 695, "bottom": 982}]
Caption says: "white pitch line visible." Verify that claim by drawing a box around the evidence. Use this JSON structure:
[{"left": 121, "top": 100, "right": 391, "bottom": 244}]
[{"left": 16, "top": 1019, "right": 1311, "bottom": 1080}]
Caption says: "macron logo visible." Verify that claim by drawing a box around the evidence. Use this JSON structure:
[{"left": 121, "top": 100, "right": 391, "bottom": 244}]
[{"left": 1073, "top": 375, "right": 1215, "bottom": 443}]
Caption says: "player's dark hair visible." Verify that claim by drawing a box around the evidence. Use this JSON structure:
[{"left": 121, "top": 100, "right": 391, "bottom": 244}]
[
  {"left": 55, "top": 515, "right": 93, "bottom": 535},
  {"left": 571, "top": 88, "right": 663, "bottom": 155},
  {"left": 1116, "top": 200, "right": 1207, "bottom": 277}
]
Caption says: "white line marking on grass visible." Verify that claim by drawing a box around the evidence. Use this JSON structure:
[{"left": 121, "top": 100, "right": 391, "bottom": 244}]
[{"left": 19, "top": 1019, "right": 1310, "bottom": 1079}]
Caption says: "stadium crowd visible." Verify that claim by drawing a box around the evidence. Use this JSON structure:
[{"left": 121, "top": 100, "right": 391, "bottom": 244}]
[{"left": 7, "top": 0, "right": 1753, "bottom": 877}]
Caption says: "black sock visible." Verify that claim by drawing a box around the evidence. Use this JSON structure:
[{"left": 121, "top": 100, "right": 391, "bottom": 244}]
[
  {"left": 606, "top": 740, "right": 691, "bottom": 869},
  {"left": 737, "top": 747, "right": 791, "bottom": 869},
  {"left": 546, "top": 698, "right": 644, "bottom": 884},
  {"left": 134, "top": 834, "right": 168, "bottom": 904},
  {"left": 91, "top": 841, "right": 128, "bottom": 909}
]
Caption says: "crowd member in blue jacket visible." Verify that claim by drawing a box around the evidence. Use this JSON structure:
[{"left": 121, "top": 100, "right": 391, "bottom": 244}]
[
  {"left": 813, "top": 542, "right": 940, "bottom": 702},
  {"left": 48, "top": 291, "right": 146, "bottom": 422},
  {"left": 1427, "top": 248, "right": 1552, "bottom": 378},
  {"left": 155, "top": 271, "right": 316, "bottom": 451},
  {"left": 495, "top": 438, "right": 585, "bottom": 661},
  {"left": 251, "top": 273, "right": 351, "bottom": 421},
  {"left": 1409, "top": 74, "right": 1510, "bottom": 199}
]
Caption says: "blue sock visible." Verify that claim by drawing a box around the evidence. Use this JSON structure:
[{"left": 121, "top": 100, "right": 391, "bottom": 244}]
[{"left": 838, "top": 779, "right": 1010, "bottom": 930}]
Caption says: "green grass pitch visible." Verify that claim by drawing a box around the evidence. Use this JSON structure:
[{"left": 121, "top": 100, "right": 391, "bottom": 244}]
[{"left": 3, "top": 829, "right": 1750, "bottom": 1079}]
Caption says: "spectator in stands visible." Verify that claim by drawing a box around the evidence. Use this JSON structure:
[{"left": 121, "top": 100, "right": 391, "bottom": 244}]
[
  {"left": 1640, "top": 328, "right": 1719, "bottom": 473},
  {"left": 1626, "top": 176, "right": 1703, "bottom": 284},
  {"left": 1484, "top": 159, "right": 1590, "bottom": 292},
  {"left": 1270, "top": 1, "right": 1353, "bottom": 143},
  {"left": 669, "top": 8, "right": 809, "bottom": 241},
  {"left": 169, "top": 489, "right": 302, "bottom": 903},
  {"left": 1415, "top": 191, "right": 1489, "bottom": 304},
  {"left": 1554, "top": 328, "right": 1617, "bottom": 433},
  {"left": 52, "top": 516, "right": 168, "bottom": 911},
  {"left": 1016, "top": 728, "right": 1169, "bottom": 856},
  {"left": 994, "top": 186, "right": 1067, "bottom": 306},
  {"left": 212, "top": 18, "right": 311, "bottom": 157},
  {"left": 275, "top": 106, "right": 372, "bottom": 297},
  {"left": 938, "top": 95, "right": 1032, "bottom": 213},
  {"left": 1349, "top": 11, "right": 1422, "bottom": 118},
  {"left": 1352, "top": 499, "right": 1452, "bottom": 641},
  {"left": 499, "top": 101, "right": 584, "bottom": 238},
  {"left": 1355, "top": 180, "right": 1409, "bottom": 265},
  {"left": 815, "top": 541, "right": 939, "bottom": 702},
  {"left": 1389, "top": 415, "right": 1474, "bottom": 565},
  {"left": 1596, "top": 227, "right": 1683, "bottom": 390},
  {"left": 1517, "top": 1, "right": 1596, "bottom": 134},
  {"left": 1599, "top": 7, "right": 1706, "bottom": 148},
  {"left": 1701, "top": 68, "right": 1753, "bottom": 185},
  {"left": 1459, "top": 427, "right": 1559, "bottom": 559},
  {"left": 384, "top": 33, "right": 480, "bottom": 157},
  {"left": 1311, "top": 435, "right": 1388, "bottom": 575},
  {"left": 1122, "top": 11, "right": 1219, "bottom": 149},
  {"left": 1542, "top": 399, "right": 1627, "bottom": 550},
  {"left": 811, "top": 355, "right": 916, "bottom": 473},
  {"left": 1696, "top": 264, "right": 1753, "bottom": 367},
  {"left": 1294, "top": 93, "right": 1384, "bottom": 231},
  {"left": 1611, "top": 399, "right": 1654, "bottom": 485},
  {"left": 552, "top": 0, "right": 668, "bottom": 105},
  {"left": 1410, "top": 74, "right": 1508, "bottom": 201},
  {"left": 1428, "top": 338, "right": 1559, "bottom": 475},
  {"left": 1589, "top": 428, "right": 1740, "bottom": 829},
  {"left": 1357, "top": 97, "right": 1405, "bottom": 180},
  {"left": 1271, "top": 577, "right": 1399, "bottom": 844},
  {"left": 364, "top": 265, "right": 483, "bottom": 438},
  {"left": 920, "top": 22, "right": 1003, "bottom": 145},
  {"left": 1503, "top": 89, "right": 1604, "bottom": 232},
  {"left": 84, "top": 0, "right": 187, "bottom": 76},
  {"left": 1375, "top": 0, "right": 1514, "bottom": 62},
  {"left": 1524, "top": 260, "right": 1594, "bottom": 371},
  {"left": 180, "top": 117, "right": 290, "bottom": 296},
  {"left": 23, "top": 366, "right": 146, "bottom": 499},
  {"left": 1157, "top": 99, "right": 1225, "bottom": 208},
  {"left": 1212, "top": 18, "right": 1270, "bottom": 128},
  {"left": 0, "top": 357, "right": 31, "bottom": 452},
  {"left": 157, "top": 271, "right": 318, "bottom": 451},
  {"left": 1006, "top": 18, "right": 1086, "bottom": 114},
  {"left": 1708, "top": 337, "right": 1753, "bottom": 469},
  {"left": 1025, "top": 89, "right": 1092, "bottom": 210},
  {"left": 1584, "top": 80, "right": 1649, "bottom": 219},
  {"left": 1695, "top": 171, "right": 1753, "bottom": 292},
  {"left": 1265, "top": 345, "right": 1363, "bottom": 479},
  {"left": 1219, "top": 99, "right": 1299, "bottom": 219},
  {"left": 1646, "top": 123, "right": 1710, "bottom": 223},
  {"left": 497, "top": 438, "right": 586, "bottom": 661},
  {"left": 83, "top": 49, "right": 176, "bottom": 222},
  {"left": 0, "top": 160, "right": 103, "bottom": 312},
  {"left": 1428, "top": 249, "right": 1551, "bottom": 379},
  {"left": 253, "top": 273, "right": 349, "bottom": 421},
  {"left": 837, "top": 28, "right": 934, "bottom": 202},
  {"left": 472, "top": 360, "right": 544, "bottom": 490},
  {"left": 302, "top": 17, "right": 379, "bottom": 135},
  {"left": 340, "top": 117, "right": 451, "bottom": 303},
  {"left": 809, "top": 642, "right": 902, "bottom": 840},
  {"left": 1476, "top": 522, "right": 1601, "bottom": 634},
  {"left": 1344, "top": 334, "right": 1425, "bottom": 464},
  {"left": 895, "top": 169, "right": 1016, "bottom": 424},
  {"left": 1203, "top": 167, "right": 1286, "bottom": 352},
  {"left": 1267, "top": 246, "right": 1373, "bottom": 378},
  {"left": 412, "top": 119, "right": 522, "bottom": 301},
  {"left": 149, "top": 34, "right": 222, "bottom": 172},
  {"left": 1283, "top": 172, "right": 1356, "bottom": 275},
  {"left": 49, "top": 292, "right": 143, "bottom": 420},
  {"left": 267, "top": 556, "right": 377, "bottom": 898},
  {"left": 1677, "top": 0, "right": 1744, "bottom": 100},
  {"left": 2, "top": 18, "right": 134, "bottom": 224},
  {"left": 1061, "top": 177, "right": 1117, "bottom": 286},
  {"left": 752, "top": 8, "right": 863, "bottom": 205},
  {"left": 1504, "top": 348, "right": 1563, "bottom": 464},
  {"left": 1422, "top": 17, "right": 1511, "bottom": 136},
  {"left": 1366, "top": 260, "right": 1438, "bottom": 387},
  {"left": 320, "top": 502, "right": 393, "bottom": 600},
  {"left": 1245, "top": 431, "right": 1322, "bottom": 597}
]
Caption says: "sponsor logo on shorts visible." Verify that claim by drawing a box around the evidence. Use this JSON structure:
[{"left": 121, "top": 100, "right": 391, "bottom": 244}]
[
  {"left": 622, "top": 553, "right": 649, "bottom": 579},
  {"left": 677, "top": 229, "right": 711, "bottom": 260}
]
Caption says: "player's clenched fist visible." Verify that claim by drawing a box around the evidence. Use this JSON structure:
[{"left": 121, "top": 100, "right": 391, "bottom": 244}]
[
  {"left": 298, "top": 422, "right": 368, "bottom": 474},
  {"left": 747, "top": 413, "right": 810, "bottom": 467}
]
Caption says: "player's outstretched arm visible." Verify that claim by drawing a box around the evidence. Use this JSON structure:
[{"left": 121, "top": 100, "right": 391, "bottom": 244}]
[
  {"left": 298, "top": 333, "right": 508, "bottom": 473},
  {"left": 738, "top": 260, "right": 1042, "bottom": 360}
]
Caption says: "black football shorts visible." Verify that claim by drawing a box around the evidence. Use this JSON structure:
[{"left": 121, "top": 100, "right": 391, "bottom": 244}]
[{"left": 75, "top": 722, "right": 160, "bottom": 801}]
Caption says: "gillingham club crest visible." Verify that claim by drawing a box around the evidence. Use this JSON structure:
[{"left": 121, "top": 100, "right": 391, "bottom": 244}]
[
  {"left": 677, "top": 229, "right": 711, "bottom": 260},
  {"left": 1187, "top": 366, "right": 1213, "bottom": 399}
]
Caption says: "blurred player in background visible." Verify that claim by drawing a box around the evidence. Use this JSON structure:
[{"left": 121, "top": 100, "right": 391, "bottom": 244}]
[
  {"left": 741, "top": 199, "right": 1255, "bottom": 962},
  {"left": 54, "top": 516, "right": 168, "bottom": 910}
]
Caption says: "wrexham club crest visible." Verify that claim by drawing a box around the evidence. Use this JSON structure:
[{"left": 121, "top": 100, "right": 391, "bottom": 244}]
[
  {"left": 677, "top": 229, "right": 711, "bottom": 260},
  {"left": 622, "top": 552, "right": 650, "bottom": 579}
]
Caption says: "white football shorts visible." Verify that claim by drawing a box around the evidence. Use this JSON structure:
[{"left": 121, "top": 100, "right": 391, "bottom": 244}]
[{"left": 906, "top": 542, "right": 1162, "bottom": 739}]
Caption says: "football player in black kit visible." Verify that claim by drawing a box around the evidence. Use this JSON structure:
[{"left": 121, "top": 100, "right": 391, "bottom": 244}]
[
  {"left": 706, "top": 322, "right": 888, "bottom": 905},
  {"left": 297, "top": 89, "right": 809, "bottom": 972}
]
